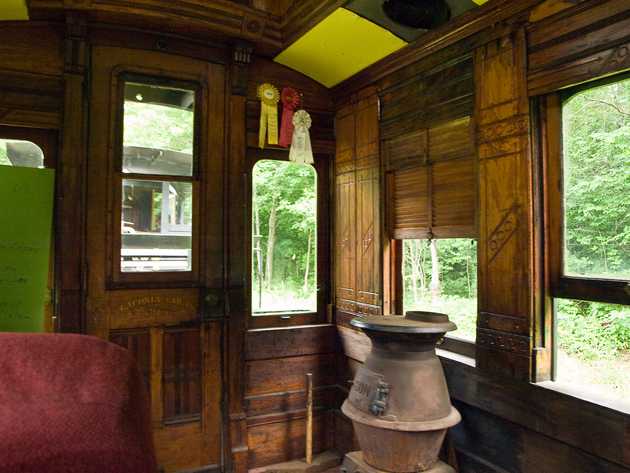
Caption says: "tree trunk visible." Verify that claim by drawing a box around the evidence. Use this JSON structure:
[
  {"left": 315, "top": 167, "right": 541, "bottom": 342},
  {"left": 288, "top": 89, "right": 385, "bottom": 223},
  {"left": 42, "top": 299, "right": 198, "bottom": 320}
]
[
  {"left": 265, "top": 196, "right": 277, "bottom": 290},
  {"left": 303, "top": 228, "right": 312, "bottom": 292},
  {"left": 429, "top": 239, "right": 441, "bottom": 300},
  {"left": 253, "top": 200, "right": 263, "bottom": 309}
]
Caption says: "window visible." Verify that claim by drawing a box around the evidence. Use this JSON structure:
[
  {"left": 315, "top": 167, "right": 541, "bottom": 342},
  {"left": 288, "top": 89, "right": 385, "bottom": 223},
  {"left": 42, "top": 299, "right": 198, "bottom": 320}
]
[
  {"left": 544, "top": 74, "right": 630, "bottom": 408},
  {"left": 251, "top": 159, "right": 317, "bottom": 315},
  {"left": 554, "top": 299, "right": 630, "bottom": 405},
  {"left": 402, "top": 239, "right": 477, "bottom": 342},
  {"left": 0, "top": 139, "right": 44, "bottom": 168},
  {"left": 115, "top": 77, "right": 198, "bottom": 276},
  {"left": 561, "top": 79, "right": 630, "bottom": 281}
]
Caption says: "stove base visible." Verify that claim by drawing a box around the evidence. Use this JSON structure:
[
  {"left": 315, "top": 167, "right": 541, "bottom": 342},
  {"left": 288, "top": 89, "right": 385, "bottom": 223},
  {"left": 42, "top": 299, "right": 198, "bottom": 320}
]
[{"left": 341, "top": 451, "right": 455, "bottom": 473}]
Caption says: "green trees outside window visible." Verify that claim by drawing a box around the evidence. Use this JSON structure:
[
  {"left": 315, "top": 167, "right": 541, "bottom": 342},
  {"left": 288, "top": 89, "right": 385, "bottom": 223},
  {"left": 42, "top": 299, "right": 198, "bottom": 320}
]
[
  {"left": 555, "top": 77, "right": 630, "bottom": 406},
  {"left": 402, "top": 239, "right": 477, "bottom": 341},
  {"left": 251, "top": 160, "right": 317, "bottom": 314}
]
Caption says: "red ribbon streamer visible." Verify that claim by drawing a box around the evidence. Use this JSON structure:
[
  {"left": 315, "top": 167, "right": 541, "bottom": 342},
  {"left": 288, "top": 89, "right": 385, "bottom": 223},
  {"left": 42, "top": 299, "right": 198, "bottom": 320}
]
[{"left": 279, "top": 87, "right": 301, "bottom": 148}]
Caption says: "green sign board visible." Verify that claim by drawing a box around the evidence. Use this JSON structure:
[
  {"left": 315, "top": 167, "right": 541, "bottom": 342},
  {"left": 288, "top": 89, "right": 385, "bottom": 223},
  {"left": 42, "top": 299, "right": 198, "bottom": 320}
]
[{"left": 0, "top": 166, "right": 55, "bottom": 332}]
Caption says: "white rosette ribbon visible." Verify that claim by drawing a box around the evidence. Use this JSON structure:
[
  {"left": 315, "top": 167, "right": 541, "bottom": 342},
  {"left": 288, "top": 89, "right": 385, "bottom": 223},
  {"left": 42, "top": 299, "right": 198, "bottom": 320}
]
[{"left": 289, "top": 109, "right": 314, "bottom": 165}]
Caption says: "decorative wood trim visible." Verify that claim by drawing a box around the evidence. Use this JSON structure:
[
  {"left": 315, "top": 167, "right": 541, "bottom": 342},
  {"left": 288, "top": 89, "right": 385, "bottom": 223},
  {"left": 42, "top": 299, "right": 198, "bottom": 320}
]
[{"left": 30, "top": 0, "right": 283, "bottom": 54}]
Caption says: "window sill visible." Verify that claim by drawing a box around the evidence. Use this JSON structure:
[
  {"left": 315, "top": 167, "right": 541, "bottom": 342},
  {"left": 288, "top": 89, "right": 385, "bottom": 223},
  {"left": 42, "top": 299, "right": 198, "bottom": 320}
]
[
  {"left": 437, "top": 347, "right": 476, "bottom": 368},
  {"left": 536, "top": 380, "right": 630, "bottom": 415}
]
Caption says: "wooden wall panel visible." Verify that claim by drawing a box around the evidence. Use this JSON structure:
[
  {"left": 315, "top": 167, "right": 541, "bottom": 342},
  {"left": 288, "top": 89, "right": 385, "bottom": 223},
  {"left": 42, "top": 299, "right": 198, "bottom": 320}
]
[
  {"left": 245, "top": 354, "right": 336, "bottom": 398},
  {"left": 244, "top": 325, "right": 339, "bottom": 468},
  {"left": 379, "top": 54, "right": 473, "bottom": 141},
  {"left": 110, "top": 330, "right": 151, "bottom": 391},
  {"left": 247, "top": 412, "right": 331, "bottom": 469},
  {"left": 474, "top": 31, "right": 534, "bottom": 381},
  {"left": 0, "top": 23, "right": 64, "bottom": 77},
  {"left": 527, "top": 0, "right": 630, "bottom": 95},
  {"left": 335, "top": 171, "right": 357, "bottom": 314},
  {"left": 334, "top": 92, "right": 381, "bottom": 319},
  {"left": 356, "top": 166, "right": 380, "bottom": 312},
  {"left": 245, "top": 324, "right": 336, "bottom": 361},
  {"left": 162, "top": 328, "right": 203, "bottom": 422}
]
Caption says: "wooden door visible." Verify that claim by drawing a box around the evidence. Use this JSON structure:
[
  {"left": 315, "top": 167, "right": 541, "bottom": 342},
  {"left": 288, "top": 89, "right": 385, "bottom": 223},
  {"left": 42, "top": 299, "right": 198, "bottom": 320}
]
[{"left": 86, "top": 45, "right": 225, "bottom": 473}]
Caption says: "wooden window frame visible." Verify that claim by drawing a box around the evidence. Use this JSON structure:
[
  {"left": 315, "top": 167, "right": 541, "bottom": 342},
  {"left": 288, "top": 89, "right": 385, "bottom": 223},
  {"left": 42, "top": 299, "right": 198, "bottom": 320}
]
[
  {"left": 109, "top": 72, "right": 203, "bottom": 288},
  {"left": 388, "top": 238, "right": 477, "bottom": 359},
  {"left": 543, "top": 75, "right": 630, "bottom": 306},
  {"left": 246, "top": 147, "right": 330, "bottom": 329}
]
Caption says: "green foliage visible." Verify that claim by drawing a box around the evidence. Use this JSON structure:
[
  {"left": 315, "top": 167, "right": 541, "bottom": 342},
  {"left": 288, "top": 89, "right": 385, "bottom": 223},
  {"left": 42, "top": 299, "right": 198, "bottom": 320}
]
[
  {"left": 402, "top": 239, "right": 477, "bottom": 341},
  {"left": 557, "top": 299, "right": 630, "bottom": 360},
  {"left": 124, "top": 101, "right": 194, "bottom": 153},
  {"left": 562, "top": 78, "right": 630, "bottom": 279},
  {"left": 252, "top": 160, "right": 317, "bottom": 312}
]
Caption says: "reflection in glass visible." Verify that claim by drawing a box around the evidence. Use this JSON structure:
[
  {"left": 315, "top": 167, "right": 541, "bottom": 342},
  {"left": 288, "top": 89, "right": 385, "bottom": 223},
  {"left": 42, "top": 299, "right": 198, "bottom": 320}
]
[
  {"left": 0, "top": 139, "right": 44, "bottom": 168},
  {"left": 122, "top": 81, "right": 195, "bottom": 176},
  {"left": 562, "top": 77, "right": 630, "bottom": 280},
  {"left": 402, "top": 239, "right": 477, "bottom": 342},
  {"left": 251, "top": 160, "right": 317, "bottom": 314},
  {"left": 121, "top": 179, "right": 192, "bottom": 272}
]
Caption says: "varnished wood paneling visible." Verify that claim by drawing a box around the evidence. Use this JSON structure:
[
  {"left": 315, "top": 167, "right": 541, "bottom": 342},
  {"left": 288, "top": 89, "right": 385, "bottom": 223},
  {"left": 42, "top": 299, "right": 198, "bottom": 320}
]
[
  {"left": 334, "top": 92, "right": 381, "bottom": 317},
  {"left": 245, "top": 325, "right": 337, "bottom": 361},
  {"left": 163, "top": 328, "right": 203, "bottom": 422},
  {"left": 245, "top": 385, "right": 338, "bottom": 417},
  {"left": 474, "top": 31, "right": 534, "bottom": 381},
  {"left": 247, "top": 412, "right": 331, "bottom": 469},
  {"left": 245, "top": 354, "right": 336, "bottom": 397},
  {"left": 335, "top": 171, "right": 357, "bottom": 314},
  {"left": 527, "top": 0, "right": 630, "bottom": 95},
  {"left": 356, "top": 166, "right": 380, "bottom": 310},
  {"left": 0, "top": 23, "right": 63, "bottom": 77},
  {"left": 110, "top": 330, "right": 151, "bottom": 391}
]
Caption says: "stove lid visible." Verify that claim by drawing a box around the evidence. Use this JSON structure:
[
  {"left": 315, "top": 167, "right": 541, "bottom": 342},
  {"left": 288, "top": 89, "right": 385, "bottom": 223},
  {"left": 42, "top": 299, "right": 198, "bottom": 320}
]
[{"left": 351, "top": 311, "right": 456, "bottom": 334}]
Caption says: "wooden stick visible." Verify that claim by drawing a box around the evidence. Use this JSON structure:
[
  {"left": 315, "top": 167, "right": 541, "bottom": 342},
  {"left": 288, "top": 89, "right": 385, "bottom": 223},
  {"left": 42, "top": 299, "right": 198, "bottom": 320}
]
[{"left": 306, "top": 372, "right": 313, "bottom": 464}]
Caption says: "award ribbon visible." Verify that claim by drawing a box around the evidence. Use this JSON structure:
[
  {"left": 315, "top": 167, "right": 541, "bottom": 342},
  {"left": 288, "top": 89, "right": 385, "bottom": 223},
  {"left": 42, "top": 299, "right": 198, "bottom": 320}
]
[
  {"left": 279, "top": 87, "right": 301, "bottom": 148},
  {"left": 289, "top": 110, "right": 314, "bottom": 165},
  {"left": 257, "top": 83, "right": 280, "bottom": 148}
]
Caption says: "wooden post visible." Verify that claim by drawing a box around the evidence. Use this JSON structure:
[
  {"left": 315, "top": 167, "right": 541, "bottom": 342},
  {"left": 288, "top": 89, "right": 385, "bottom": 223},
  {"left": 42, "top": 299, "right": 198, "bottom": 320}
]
[{"left": 306, "top": 373, "right": 313, "bottom": 464}]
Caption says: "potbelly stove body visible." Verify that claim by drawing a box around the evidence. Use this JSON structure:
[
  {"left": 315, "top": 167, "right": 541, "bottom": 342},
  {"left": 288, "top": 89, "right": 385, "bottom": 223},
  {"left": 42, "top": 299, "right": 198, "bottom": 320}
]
[{"left": 341, "top": 312, "right": 460, "bottom": 473}]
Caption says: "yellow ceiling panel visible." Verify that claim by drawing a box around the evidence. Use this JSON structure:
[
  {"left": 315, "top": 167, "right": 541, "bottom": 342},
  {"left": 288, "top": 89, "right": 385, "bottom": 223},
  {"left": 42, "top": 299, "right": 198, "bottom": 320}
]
[
  {"left": 0, "top": 0, "right": 28, "bottom": 20},
  {"left": 472, "top": 0, "right": 488, "bottom": 4},
  {"left": 274, "top": 8, "right": 407, "bottom": 88}
]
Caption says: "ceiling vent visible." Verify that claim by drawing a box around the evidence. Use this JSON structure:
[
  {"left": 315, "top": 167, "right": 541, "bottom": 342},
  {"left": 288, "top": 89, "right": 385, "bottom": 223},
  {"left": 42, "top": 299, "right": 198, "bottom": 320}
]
[{"left": 382, "top": 0, "right": 451, "bottom": 30}]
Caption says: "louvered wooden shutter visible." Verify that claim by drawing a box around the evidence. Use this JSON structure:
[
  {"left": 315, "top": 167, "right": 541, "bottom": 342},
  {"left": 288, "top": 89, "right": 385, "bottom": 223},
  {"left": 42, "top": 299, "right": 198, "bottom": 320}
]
[{"left": 386, "top": 116, "right": 476, "bottom": 239}]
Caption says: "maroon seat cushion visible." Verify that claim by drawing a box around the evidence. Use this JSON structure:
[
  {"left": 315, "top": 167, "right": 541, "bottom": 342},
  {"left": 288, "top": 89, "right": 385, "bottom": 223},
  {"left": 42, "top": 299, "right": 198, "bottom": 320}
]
[{"left": 0, "top": 333, "right": 157, "bottom": 473}]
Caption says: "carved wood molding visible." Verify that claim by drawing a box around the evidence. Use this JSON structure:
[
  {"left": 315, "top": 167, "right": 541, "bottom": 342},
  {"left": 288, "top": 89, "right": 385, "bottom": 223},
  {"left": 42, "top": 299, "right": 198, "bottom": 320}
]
[
  {"left": 479, "top": 312, "right": 529, "bottom": 336},
  {"left": 477, "top": 328, "right": 531, "bottom": 355},
  {"left": 30, "top": 0, "right": 283, "bottom": 52}
]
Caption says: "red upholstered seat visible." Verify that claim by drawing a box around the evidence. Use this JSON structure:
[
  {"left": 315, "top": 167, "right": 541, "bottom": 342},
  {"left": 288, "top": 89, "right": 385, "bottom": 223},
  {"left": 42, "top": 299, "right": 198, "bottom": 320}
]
[{"left": 0, "top": 333, "right": 158, "bottom": 473}]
